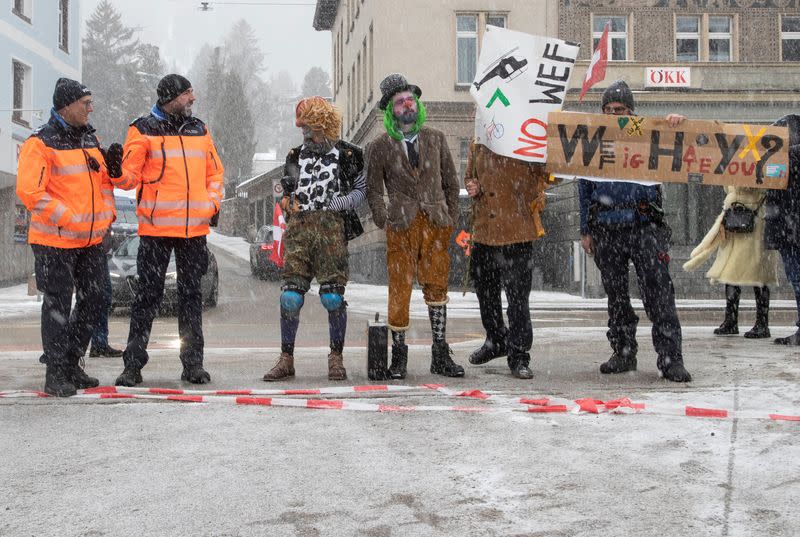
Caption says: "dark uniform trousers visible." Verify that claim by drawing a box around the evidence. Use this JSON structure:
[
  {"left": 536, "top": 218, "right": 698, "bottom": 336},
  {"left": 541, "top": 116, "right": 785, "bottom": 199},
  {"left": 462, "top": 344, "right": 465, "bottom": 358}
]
[
  {"left": 470, "top": 241, "right": 534, "bottom": 367},
  {"left": 32, "top": 243, "right": 107, "bottom": 367},
  {"left": 124, "top": 236, "right": 208, "bottom": 370},
  {"left": 592, "top": 223, "right": 683, "bottom": 363}
]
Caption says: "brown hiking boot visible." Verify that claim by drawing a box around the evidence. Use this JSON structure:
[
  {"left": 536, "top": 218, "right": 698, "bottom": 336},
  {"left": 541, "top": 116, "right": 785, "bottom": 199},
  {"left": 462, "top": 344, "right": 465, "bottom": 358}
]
[
  {"left": 328, "top": 351, "right": 347, "bottom": 381},
  {"left": 262, "top": 352, "right": 295, "bottom": 382}
]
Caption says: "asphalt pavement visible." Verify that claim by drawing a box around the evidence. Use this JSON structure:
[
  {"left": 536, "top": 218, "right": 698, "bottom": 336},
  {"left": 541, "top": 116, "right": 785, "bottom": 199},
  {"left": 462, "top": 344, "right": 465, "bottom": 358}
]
[{"left": 0, "top": 245, "right": 797, "bottom": 536}]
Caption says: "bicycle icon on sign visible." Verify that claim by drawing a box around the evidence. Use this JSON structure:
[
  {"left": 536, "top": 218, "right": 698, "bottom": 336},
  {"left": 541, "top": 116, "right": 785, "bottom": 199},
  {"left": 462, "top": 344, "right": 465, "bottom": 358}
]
[{"left": 485, "top": 118, "right": 505, "bottom": 140}]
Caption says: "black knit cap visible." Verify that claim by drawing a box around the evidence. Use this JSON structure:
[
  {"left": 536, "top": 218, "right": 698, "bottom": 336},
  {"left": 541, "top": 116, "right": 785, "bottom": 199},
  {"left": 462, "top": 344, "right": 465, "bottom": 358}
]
[
  {"left": 53, "top": 78, "right": 91, "bottom": 110},
  {"left": 157, "top": 74, "right": 192, "bottom": 106},
  {"left": 601, "top": 80, "right": 635, "bottom": 112}
]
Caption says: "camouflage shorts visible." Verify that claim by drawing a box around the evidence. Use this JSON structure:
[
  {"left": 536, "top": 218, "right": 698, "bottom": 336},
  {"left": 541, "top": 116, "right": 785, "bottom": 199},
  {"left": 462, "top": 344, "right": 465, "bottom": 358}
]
[{"left": 282, "top": 210, "right": 349, "bottom": 292}]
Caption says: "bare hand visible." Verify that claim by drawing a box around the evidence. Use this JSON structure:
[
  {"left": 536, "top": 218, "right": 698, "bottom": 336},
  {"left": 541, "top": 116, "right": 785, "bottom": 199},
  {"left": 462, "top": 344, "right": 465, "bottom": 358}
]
[
  {"left": 666, "top": 114, "right": 687, "bottom": 127},
  {"left": 465, "top": 180, "right": 481, "bottom": 198},
  {"left": 581, "top": 234, "right": 595, "bottom": 257}
]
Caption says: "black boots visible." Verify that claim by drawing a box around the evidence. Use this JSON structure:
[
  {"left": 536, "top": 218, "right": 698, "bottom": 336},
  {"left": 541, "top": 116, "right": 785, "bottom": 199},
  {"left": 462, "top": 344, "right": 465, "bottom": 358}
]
[
  {"left": 774, "top": 329, "right": 800, "bottom": 345},
  {"left": 181, "top": 365, "right": 211, "bottom": 384},
  {"left": 71, "top": 363, "right": 100, "bottom": 389},
  {"left": 430, "top": 342, "right": 465, "bottom": 377},
  {"left": 468, "top": 338, "right": 507, "bottom": 365},
  {"left": 599, "top": 352, "right": 637, "bottom": 374},
  {"left": 714, "top": 285, "right": 740, "bottom": 335},
  {"left": 44, "top": 364, "right": 77, "bottom": 397},
  {"left": 658, "top": 356, "right": 693, "bottom": 382},
  {"left": 115, "top": 367, "right": 143, "bottom": 387},
  {"left": 89, "top": 345, "right": 124, "bottom": 358},
  {"left": 715, "top": 285, "right": 770, "bottom": 338},
  {"left": 389, "top": 344, "right": 408, "bottom": 380},
  {"left": 744, "top": 286, "right": 770, "bottom": 339}
]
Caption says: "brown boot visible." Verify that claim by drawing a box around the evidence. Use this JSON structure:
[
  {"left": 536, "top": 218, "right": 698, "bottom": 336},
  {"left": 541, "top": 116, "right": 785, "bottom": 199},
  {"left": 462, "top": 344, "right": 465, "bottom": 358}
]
[
  {"left": 262, "top": 352, "right": 295, "bottom": 382},
  {"left": 328, "top": 351, "right": 347, "bottom": 381}
]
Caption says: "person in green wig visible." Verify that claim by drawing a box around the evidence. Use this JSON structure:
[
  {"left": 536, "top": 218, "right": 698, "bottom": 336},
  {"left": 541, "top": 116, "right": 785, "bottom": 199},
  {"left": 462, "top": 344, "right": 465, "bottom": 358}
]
[{"left": 365, "top": 73, "right": 464, "bottom": 380}]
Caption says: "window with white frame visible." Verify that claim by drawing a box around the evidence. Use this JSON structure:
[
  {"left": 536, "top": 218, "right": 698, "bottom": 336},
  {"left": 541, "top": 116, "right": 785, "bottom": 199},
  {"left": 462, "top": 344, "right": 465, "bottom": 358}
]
[
  {"left": 58, "top": 0, "right": 69, "bottom": 53},
  {"left": 592, "top": 16, "right": 628, "bottom": 61},
  {"left": 456, "top": 13, "right": 507, "bottom": 86},
  {"left": 459, "top": 138, "right": 470, "bottom": 184},
  {"left": 362, "top": 38, "right": 368, "bottom": 105},
  {"left": 12, "top": 60, "right": 33, "bottom": 127},
  {"left": 676, "top": 16, "right": 700, "bottom": 61},
  {"left": 708, "top": 16, "right": 732, "bottom": 61},
  {"left": 486, "top": 13, "right": 507, "bottom": 30},
  {"left": 369, "top": 23, "right": 374, "bottom": 97},
  {"left": 782, "top": 15, "right": 800, "bottom": 61},
  {"left": 13, "top": 0, "right": 32, "bottom": 23},
  {"left": 356, "top": 52, "right": 362, "bottom": 114},
  {"left": 674, "top": 14, "right": 734, "bottom": 62},
  {"left": 456, "top": 14, "right": 478, "bottom": 85}
]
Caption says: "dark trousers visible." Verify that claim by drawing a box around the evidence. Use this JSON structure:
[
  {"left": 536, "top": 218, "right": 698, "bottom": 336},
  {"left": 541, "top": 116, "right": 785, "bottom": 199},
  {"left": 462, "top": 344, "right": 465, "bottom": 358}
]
[
  {"left": 124, "top": 236, "right": 208, "bottom": 370},
  {"left": 32, "top": 243, "right": 107, "bottom": 367},
  {"left": 592, "top": 224, "right": 683, "bottom": 363},
  {"left": 779, "top": 245, "right": 800, "bottom": 326},
  {"left": 470, "top": 242, "right": 533, "bottom": 367},
  {"left": 90, "top": 267, "right": 113, "bottom": 349}
]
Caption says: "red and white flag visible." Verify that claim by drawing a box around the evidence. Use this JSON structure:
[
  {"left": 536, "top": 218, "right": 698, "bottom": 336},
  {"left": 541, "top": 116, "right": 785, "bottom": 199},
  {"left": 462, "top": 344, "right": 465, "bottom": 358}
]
[
  {"left": 580, "top": 22, "right": 609, "bottom": 101},
  {"left": 269, "top": 202, "right": 286, "bottom": 268}
]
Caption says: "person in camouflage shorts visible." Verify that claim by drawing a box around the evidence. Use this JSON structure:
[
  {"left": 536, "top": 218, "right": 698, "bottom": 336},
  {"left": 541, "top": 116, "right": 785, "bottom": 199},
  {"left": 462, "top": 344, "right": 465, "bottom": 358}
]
[
  {"left": 263, "top": 97, "right": 365, "bottom": 382},
  {"left": 282, "top": 211, "right": 349, "bottom": 289}
]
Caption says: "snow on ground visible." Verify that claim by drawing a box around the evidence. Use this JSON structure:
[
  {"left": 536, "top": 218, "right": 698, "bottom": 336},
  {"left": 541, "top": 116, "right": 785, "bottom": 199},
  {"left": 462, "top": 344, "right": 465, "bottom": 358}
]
[{"left": 0, "top": 284, "right": 41, "bottom": 319}]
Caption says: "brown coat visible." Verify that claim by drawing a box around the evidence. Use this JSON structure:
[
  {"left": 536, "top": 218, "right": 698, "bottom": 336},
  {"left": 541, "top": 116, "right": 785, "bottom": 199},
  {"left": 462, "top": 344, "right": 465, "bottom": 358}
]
[
  {"left": 465, "top": 142, "right": 549, "bottom": 246},
  {"left": 365, "top": 127, "right": 460, "bottom": 231}
]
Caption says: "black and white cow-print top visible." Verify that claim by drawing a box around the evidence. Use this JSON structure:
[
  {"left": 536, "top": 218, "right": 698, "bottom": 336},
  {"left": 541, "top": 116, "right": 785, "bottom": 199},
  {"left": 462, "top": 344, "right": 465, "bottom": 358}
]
[
  {"left": 294, "top": 145, "right": 366, "bottom": 212},
  {"left": 295, "top": 146, "right": 341, "bottom": 211}
]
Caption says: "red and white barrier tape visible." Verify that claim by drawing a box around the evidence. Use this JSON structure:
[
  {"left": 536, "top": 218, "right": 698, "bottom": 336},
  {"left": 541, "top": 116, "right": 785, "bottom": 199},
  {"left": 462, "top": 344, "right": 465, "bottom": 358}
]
[{"left": 1, "top": 384, "right": 798, "bottom": 422}]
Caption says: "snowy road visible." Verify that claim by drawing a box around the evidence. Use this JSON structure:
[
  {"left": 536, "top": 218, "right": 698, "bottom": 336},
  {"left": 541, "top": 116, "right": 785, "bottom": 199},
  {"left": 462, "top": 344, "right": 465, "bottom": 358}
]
[{"left": 0, "top": 233, "right": 797, "bottom": 536}]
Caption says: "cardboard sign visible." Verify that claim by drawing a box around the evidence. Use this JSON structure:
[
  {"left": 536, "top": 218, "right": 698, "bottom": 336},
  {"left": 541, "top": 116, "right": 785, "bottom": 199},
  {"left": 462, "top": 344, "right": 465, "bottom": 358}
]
[
  {"left": 471, "top": 27, "right": 580, "bottom": 163},
  {"left": 545, "top": 112, "right": 789, "bottom": 190}
]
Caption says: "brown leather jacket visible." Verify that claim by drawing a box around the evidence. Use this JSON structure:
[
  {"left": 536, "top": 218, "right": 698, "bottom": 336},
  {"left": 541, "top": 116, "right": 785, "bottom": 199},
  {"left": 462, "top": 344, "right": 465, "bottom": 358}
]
[
  {"left": 465, "top": 142, "right": 549, "bottom": 246},
  {"left": 365, "top": 126, "right": 459, "bottom": 231}
]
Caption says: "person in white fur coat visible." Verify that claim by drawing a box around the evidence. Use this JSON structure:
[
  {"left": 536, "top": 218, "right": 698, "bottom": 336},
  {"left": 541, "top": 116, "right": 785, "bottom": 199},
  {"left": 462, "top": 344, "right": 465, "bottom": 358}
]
[{"left": 683, "top": 186, "right": 779, "bottom": 338}]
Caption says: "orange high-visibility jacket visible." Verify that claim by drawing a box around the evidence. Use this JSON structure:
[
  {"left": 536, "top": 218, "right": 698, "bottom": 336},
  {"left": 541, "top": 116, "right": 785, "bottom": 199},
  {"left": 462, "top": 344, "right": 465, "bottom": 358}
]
[
  {"left": 16, "top": 112, "right": 115, "bottom": 249},
  {"left": 113, "top": 107, "right": 224, "bottom": 238}
]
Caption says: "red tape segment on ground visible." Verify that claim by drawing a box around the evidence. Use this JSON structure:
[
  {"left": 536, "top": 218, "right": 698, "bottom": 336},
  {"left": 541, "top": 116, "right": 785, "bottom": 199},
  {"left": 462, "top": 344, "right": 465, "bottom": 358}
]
[{"left": 0, "top": 385, "right": 796, "bottom": 422}]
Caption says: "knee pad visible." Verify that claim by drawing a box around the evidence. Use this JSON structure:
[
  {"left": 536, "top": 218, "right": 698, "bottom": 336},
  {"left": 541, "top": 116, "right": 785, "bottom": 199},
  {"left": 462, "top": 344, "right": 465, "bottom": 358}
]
[
  {"left": 320, "top": 292, "right": 345, "bottom": 312},
  {"left": 319, "top": 284, "right": 345, "bottom": 312},
  {"left": 280, "top": 290, "right": 305, "bottom": 313}
]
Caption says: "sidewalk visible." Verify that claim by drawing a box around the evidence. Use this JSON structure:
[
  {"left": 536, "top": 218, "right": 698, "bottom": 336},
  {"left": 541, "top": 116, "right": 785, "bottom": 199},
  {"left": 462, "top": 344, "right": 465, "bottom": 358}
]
[{"left": 206, "top": 231, "right": 798, "bottom": 318}]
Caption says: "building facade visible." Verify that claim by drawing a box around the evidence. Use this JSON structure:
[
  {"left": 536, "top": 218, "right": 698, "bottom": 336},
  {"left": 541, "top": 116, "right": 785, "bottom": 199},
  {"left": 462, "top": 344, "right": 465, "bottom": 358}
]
[
  {"left": 314, "top": 0, "right": 800, "bottom": 298},
  {"left": 313, "top": 0, "right": 559, "bottom": 283},
  {"left": 0, "top": 0, "right": 81, "bottom": 284},
  {"left": 549, "top": 0, "right": 800, "bottom": 298}
]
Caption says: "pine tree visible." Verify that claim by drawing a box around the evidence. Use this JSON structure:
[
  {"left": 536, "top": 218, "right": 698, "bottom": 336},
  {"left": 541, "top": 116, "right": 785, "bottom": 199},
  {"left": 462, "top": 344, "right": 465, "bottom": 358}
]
[
  {"left": 213, "top": 71, "right": 256, "bottom": 189},
  {"left": 82, "top": 0, "right": 142, "bottom": 144},
  {"left": 301, "top": 67, "right": 332, "bottom": 98}
]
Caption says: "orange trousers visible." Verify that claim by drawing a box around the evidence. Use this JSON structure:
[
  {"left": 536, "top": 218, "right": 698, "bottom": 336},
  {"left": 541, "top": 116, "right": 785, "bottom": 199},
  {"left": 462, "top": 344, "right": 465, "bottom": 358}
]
[{"left": 385, "top": 213, "right": 452, "bottom": 331}]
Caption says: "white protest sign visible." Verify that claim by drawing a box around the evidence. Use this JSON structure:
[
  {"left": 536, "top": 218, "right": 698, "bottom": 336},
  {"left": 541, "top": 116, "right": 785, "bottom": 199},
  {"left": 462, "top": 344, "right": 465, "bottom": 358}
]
[{"left": 471, "top": 26, "right": 580, "bottom": 163}]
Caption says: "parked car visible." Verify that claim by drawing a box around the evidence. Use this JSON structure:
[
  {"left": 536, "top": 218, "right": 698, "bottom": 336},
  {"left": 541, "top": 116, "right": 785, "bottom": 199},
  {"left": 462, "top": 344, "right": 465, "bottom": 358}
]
[
  {"left": 110, "top": 196, "right": 139, "bottom": 250},
  {"left": 249, "top": 224, "right": 282, "bottom": 280},
  {"left": 109, "top": 235, "right": 219, "bottom": 310}
]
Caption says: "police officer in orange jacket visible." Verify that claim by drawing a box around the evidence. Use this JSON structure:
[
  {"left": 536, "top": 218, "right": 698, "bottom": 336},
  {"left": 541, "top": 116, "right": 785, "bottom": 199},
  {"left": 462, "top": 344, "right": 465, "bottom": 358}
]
[
  {"left": 107, "top": 74, "right": 224, "bottom": 386},
  {"left": 16, "top": 78, "right": 115, "bottom": 397}
]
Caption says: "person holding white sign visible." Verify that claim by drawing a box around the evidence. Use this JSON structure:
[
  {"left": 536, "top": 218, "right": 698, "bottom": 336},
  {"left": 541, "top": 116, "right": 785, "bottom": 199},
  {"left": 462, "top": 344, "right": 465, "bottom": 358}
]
[
  {"left": 464, "top": 143, "right": 550, "bottom": 379},
  {"left": 579, "top": 80, "right": 692, "bottom": 383}
]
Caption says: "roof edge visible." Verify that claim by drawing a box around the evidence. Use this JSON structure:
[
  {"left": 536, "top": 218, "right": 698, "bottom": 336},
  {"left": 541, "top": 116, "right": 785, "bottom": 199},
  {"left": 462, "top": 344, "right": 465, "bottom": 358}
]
[{"left": 313, "top": 0, "right": 340, "bottom": 31}]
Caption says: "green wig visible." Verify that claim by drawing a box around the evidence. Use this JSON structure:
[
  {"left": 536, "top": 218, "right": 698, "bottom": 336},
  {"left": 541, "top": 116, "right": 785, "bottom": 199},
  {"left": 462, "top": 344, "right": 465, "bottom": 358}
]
[{"left": 383, "top": 95, "right": 427, "bottom": 141}]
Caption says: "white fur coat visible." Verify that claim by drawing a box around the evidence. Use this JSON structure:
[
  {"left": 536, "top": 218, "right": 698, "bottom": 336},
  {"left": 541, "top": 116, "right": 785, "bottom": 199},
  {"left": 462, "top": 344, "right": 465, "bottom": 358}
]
[{"left": 683, "top": 186, "right": 779, "bottom": 286}]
